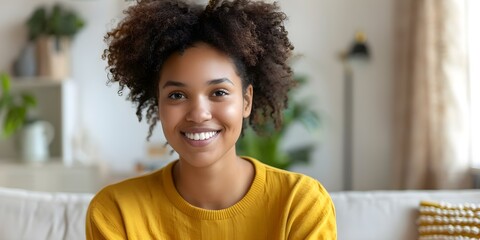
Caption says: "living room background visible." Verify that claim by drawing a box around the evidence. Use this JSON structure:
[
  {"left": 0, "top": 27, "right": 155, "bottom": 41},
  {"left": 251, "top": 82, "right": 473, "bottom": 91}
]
[{"left": 0, "top": 0, "right": 395, "bottom": 192}]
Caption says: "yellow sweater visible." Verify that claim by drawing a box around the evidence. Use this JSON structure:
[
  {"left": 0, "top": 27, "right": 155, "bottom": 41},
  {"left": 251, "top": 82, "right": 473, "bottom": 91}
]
[{"left": 86, "top": 157, "right": 336, "bottom": 239}]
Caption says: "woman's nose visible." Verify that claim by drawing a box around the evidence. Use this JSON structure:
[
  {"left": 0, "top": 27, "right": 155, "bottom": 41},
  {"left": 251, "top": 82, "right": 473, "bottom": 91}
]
[{"left": 185, "top": 97, "right": 212, "bottom": 123}]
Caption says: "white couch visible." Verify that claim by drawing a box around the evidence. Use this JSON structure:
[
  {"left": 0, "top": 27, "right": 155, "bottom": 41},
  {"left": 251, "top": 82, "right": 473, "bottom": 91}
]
[
  {"left": 0, "top": 187, "right": 479, "bottom": 240},
  {"left": 332, "top": 190, "right": 480, "bottom": 240}
]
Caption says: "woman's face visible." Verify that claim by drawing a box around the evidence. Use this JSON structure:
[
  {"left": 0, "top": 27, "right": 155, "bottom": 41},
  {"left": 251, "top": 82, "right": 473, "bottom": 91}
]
[{"left": 158, "top": 42, "right": 253, "bottom": 168}]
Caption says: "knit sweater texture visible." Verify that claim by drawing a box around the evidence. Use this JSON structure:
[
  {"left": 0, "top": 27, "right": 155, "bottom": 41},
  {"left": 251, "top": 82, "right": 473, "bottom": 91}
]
[{"left": 86, "top": 157, "right": 336, "bottom": 239}]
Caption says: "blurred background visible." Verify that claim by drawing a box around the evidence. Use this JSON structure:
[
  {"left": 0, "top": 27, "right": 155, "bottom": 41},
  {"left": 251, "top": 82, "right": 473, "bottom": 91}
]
[{"left": 0, "top": 0, "right": 478, "bottom": 193}]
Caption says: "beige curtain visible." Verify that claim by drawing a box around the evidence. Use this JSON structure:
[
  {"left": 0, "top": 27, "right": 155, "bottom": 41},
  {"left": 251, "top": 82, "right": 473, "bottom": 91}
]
[{"left": 393, "top": 0, "right": 471, "bottom": 189}]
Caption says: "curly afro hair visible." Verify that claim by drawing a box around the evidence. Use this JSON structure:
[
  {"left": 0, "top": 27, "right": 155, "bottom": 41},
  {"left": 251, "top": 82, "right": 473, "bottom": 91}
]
[{"left": 103, "top": 0, "right": 296, "bottom": 139}]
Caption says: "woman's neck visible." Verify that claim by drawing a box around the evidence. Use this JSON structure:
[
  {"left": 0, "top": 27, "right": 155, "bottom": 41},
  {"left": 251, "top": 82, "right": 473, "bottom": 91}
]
[{"left": 172, "top": 153, "right": 254, "bottom": 210}]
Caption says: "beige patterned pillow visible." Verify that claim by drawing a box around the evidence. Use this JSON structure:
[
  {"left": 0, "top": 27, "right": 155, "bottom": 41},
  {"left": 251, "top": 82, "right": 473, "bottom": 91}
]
[{"left": 418, "top": 201, "right": 480, "bottom": 240}]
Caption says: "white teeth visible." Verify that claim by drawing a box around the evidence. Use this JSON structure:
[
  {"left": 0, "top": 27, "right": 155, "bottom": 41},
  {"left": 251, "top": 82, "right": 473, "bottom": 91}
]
[{"left": 185, "top": 131, "right": 217, "bottom": 141}]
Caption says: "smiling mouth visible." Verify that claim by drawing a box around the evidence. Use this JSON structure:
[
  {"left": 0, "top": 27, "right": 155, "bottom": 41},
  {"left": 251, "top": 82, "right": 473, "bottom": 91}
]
[{"left": 183, "top": 131, "right": 220, "bottom": 141}]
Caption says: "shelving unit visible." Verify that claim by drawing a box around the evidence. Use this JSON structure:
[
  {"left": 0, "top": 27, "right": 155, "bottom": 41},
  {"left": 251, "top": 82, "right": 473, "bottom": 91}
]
[
  {"left": 0, "top": 78, "right": 141, "bottom": 192},
  {"left": 1, "top": 77, "right": 77, "bottom": 165}
]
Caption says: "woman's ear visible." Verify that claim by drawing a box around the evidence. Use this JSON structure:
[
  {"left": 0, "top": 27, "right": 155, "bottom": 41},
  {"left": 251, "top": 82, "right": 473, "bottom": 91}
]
[{"left": 243, "top": 84, "right": 253, "bottom": 118}]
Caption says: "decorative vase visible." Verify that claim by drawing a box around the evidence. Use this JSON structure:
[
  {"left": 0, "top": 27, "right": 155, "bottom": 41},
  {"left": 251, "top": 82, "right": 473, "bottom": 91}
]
[
  {"left": 13, "top": 42, "right": 37, "bottom": 77},
  {"left": 18, "top": 120, "right": 55, "bottom": 163},
  {"left": 36, "top": 36, "right": 71, "bottom": 80}
]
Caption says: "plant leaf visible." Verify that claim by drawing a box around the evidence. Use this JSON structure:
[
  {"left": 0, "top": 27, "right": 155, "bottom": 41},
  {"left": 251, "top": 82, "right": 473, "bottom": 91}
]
[
  {"left": 0, "top": 73, "right": 36, "bottom": 138},
  {"left": 21, "top": 93, "right": 37, "bottom": 107},
  {"left": 26, "top": 7, "right": 47, "bottom": 41},
  {"left": 0, "top": 73, "right": 11, "bottom": 92},
  {"left": 0, "top": 94, "right": 12, "bottom": 113},
  {"left": 287, "top": 145, "right": 315, "bottom": 164},
  {"left": 3, "top": 107, "right": 23, "bottom": 138}
]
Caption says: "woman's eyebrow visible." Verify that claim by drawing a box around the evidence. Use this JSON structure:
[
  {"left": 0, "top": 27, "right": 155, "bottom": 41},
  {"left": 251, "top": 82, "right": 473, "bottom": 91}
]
[
  {"left": 162, "top": 80, "right": 185, "bottom": 89},
  {"left": 162, "top": 78, "right": 234, "bottom": 89},
  {"left": 207, "top": 78, "right": 234, "bottom": 86}
]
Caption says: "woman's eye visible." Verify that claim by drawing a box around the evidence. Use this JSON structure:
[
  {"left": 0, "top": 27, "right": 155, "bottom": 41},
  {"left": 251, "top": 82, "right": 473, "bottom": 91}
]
[
  {"left": 168, "top": 92, "right": 185, "bottom": 100},
  {"left": 212, "top": 90, "right": 229, "bottom": 97}
]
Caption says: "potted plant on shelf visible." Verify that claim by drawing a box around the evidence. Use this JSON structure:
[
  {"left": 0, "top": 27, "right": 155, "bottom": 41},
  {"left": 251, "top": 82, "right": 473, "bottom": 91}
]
[
  {"left": 236, "top": 75, "right": 321, "bottom": 170},
  {"left": 26, "top": 3, "right": 85, "bottom": 79},
  {"left": 0, "top": 73, "right": 55, "bottom": 162}
]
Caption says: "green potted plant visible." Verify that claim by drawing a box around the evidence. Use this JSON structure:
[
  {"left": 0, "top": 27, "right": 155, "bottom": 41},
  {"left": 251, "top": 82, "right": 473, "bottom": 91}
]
[
  {"left": 236, "top": 75, "right": 321, "bottom": 170},
  {"left": 0, "top": 73, "right": 37, "bottom": 138},
  {"left": 27, "top": 4, "right": 85, "bottom": 43},
  {"left": 26, "top": 3, "right": 85, "bottom": 79}
]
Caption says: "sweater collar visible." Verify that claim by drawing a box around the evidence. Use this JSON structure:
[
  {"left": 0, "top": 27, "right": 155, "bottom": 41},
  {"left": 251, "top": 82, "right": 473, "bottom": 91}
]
[{"left": 161, "top": 156, "right": 266, "bottom": 220}]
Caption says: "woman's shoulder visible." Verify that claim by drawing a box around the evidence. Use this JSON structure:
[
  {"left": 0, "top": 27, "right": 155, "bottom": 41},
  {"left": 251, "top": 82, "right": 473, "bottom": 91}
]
[
  {"left": 243, "top": 158, "right": 337, "bottom": 238},
  {"left": 90, "top": 166, "right": 166, "bottom": 206}
]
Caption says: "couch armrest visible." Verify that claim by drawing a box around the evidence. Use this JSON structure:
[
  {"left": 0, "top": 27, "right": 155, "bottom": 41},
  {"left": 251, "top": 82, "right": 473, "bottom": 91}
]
[{"left": 0, "top": 187, "right": 93, "bottom": 240}]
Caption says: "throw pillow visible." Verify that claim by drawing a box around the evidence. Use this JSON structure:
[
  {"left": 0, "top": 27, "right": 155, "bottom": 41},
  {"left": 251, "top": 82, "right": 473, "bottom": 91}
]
[{"left": 418, "top": 201, "right": 480, "bottom": 240}]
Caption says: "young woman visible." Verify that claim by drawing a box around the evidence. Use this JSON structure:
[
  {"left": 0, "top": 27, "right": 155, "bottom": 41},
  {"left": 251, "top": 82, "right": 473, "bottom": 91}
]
[{"left": 86, "top": 0, "right": 336, "bottom": 239}]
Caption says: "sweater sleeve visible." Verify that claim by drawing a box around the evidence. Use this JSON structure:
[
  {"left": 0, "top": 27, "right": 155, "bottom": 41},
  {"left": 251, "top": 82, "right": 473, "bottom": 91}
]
[
  {"left": 286, "top": 179, "right": 337, "bottom": 240},
  {"left": 85, "top": 190, "right": 127, "bottom": 240}
]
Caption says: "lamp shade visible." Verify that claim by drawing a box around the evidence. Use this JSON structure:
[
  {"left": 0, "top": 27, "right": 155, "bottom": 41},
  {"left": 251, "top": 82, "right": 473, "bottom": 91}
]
[{"left": 348, "top": 32, "right": 370, "bottom": 59}]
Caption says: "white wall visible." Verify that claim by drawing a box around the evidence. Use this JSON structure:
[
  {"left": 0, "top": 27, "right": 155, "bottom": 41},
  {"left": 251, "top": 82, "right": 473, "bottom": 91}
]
[
  {"left": 0, "top": 0, "right": 394, "bottom": 191},
  {"left": 281, "top": 0, "right": 394, "bottom": 191}
]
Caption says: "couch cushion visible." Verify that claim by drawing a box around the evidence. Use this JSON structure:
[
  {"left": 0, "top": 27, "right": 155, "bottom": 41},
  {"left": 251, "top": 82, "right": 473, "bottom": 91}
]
[
  {"left": 417, "top": 200, "right": 480, "bottom": 239},
  {"left": 330, "top": 190, "right": 480, "bottom": 240},
  {"left": 0, "top": 187, "right": 93, "bottom": 240}
]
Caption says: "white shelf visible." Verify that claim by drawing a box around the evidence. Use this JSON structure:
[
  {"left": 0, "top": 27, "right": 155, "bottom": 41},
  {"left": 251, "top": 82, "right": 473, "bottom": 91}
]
[{"left": 0, "top": 78, "right": 77, "bottom": 165}]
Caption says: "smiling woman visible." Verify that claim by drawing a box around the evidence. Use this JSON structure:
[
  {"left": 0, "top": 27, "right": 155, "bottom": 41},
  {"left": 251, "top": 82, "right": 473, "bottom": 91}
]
[{"left": 86, "top": 0, "right": 336, "bottom": 239}]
